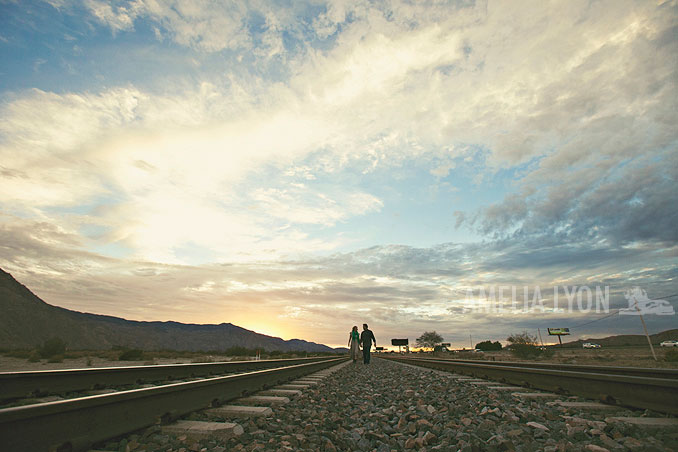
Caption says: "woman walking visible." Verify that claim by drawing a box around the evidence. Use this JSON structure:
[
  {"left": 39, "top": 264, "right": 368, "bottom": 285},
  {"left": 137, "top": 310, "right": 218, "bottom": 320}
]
[{"left": 348, "top": 325, "right": 361, "bottom": 363}]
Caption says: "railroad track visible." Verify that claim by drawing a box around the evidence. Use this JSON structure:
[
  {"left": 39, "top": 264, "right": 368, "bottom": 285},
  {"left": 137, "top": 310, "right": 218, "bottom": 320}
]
[
  {"left": 423, "top": 357, "right": 678, "bottom": 379},
  {"left": 0, "top": 356, "right": 347, "bottom": 451},
  {"left": 0, "top": 356, "right": 340, "bottom": 403},
  {"left": 379, "top": 355, "right": 678, "bottom": 415}
]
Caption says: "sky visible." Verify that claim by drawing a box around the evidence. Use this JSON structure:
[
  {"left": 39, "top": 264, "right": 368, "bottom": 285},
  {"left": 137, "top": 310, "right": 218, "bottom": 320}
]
[{"left": 1, "top": 0, "right": 676, "bottom": 349}]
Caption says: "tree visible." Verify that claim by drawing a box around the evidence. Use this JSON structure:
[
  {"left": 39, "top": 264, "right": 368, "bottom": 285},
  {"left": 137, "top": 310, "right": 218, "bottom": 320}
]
[
  {"left": 416, "top": 331, "right": 444, "bottom": 350},
  {"left": 506, "top": 332, "right": 537, "bottom": 346},
  {"left": 475, "top": 340, "right": 502, "bottom": 351}
]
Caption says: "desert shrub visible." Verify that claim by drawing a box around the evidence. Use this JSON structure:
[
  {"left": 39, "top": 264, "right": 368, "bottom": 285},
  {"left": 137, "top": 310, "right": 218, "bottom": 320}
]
[
  {"left": 507, "top": 332, "right": 551, "bottom": 359},
  {"left": 665, "top": 349, "right": 678, "bottom": 362},
  {"left": 96, "top": 350, "right": 118, "bottom": 360},
  {"left": 541, "top": 347, "right": 555, "bottom": 358},
  {"left": 224, "top": 346, "right": 255, "bottom": 356},
  {"left": 47, "top": 355, "right": 64, "bottom": 363},
  {"left": 39, "top": 337, "right": 67, "bottom": 358},
  {"left": 509, "top": 344, "right": 541, "bottom": 359},
  {"left": 118, "top": 349, "right": 144, "bottom": 361}
]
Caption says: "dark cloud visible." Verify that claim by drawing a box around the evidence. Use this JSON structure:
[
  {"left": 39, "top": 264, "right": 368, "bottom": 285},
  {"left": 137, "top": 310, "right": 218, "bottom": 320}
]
[{"left": 455, "top": 7, "right": 678, "bottom": 252}]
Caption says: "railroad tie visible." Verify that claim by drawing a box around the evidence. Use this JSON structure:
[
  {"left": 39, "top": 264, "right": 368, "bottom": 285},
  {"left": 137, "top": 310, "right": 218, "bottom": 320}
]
[
  {"left": 546, "top": 401, "right": 619, "bottom": 411},
  {"left": 205, "top": 405, "right": 273, "bottom": 418},
  {"left": 291, "top": 379, "right": 319, "bottom": 385},
  {"left": 275, "top": 384, "right": 311, "bottom": 390},
  {"left": 236, "top": 395, "right": 291, "bottom": 406},
  {"left": 161, "top": 420, "right": 244, "bottom": 441},
  {"left": 512, "top": 392, "right": 559, "bottom": 399},
  {"left": 213, "top": 360, "right": 350, "bottom": 423},
  {"left": 487, "top": 386, "right": 530, "bottom": 391},
  {"left": 605, "top": 417, "right": 678, "bottom": 429},
  {"left": 259, "top": 388, "right": 303, "bottom": 397}
]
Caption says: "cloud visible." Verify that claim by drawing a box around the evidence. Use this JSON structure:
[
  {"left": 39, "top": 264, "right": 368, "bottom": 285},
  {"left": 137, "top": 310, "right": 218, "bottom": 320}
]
[
  {"left": 0, "top": 81, "right": 363, "bottom": 262},
  {"left": 2, "top": 1, "right": 677, "bottom": 346},
  {"left": 2, "top": 217, "right": 675, "bottom": 347},
  {"left": 440, "top": 1, "right": 678, "bottom": 247},
  {"left": 84, "top": 0, "right": 143, "bottom": 33},
  {"left": 250, "top": 187, "right": 382, "bottom": 226},
  {"left": 81, "top": 0, "right": 313, "bottom": 55}
]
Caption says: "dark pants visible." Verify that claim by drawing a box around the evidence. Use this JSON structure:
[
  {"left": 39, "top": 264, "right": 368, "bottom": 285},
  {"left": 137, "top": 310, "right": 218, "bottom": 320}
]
[{"left": 363, "top": 347, "right": 371, "bottom": 364}]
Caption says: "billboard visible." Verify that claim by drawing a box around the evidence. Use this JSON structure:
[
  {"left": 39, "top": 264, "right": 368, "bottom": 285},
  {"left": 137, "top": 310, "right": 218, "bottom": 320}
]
[
  {"left": 391, "top": 338, "right": 409, "bottom": 346},
  {"left": 547, "top": 328, "right": 570, "bottom": 336}
]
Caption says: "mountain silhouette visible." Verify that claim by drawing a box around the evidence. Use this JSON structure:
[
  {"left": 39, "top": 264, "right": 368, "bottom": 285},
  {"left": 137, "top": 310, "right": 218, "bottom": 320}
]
[{"left": 0, "top": 268, "right": 337, "bottom": 352}]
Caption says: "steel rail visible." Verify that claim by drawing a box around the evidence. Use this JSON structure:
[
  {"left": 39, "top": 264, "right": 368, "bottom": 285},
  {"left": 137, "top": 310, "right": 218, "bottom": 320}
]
[
  {"left": 0, "top": 356, "right": 337, "bottom": 401},
  {"left": 414, "top": 357, "right": 678, "bottom": 379},
  {"left": 379, "top": 356, "right": 678, "bottom": 415},
  {"left": 0, "top": 357, "right": 347, "bottom": 452}
]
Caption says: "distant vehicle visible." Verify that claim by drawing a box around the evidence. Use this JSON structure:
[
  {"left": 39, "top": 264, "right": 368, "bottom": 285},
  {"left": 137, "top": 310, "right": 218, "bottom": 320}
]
[
  {"left": 433, "top": 345, "right": 449, "bottom": 352},
  {"left": 660, "top": 340, "right": 678, "bottom": 347},
  {"left": 582, "top": 343, "right": 601, "bottom": 349},
  {"left": 471, "top": 349, "right": 484, "bottom": 353}
]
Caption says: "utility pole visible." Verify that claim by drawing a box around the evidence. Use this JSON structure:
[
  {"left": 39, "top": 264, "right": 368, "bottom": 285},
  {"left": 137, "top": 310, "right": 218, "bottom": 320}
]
[
  {"left": 470, "top": 334, "right": 473, "bottom": 350},
  {"left": 538, "top": 328, "right": 545, "bottom": 347},
  {"left": 634, "top": 300, "right": 657, "bottom": 361}
]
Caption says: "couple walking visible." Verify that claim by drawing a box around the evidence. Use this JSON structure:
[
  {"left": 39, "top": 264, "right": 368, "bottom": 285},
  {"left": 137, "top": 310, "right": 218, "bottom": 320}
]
[{"left": 348, "top": 324, "right": 376, "bottom": 364}]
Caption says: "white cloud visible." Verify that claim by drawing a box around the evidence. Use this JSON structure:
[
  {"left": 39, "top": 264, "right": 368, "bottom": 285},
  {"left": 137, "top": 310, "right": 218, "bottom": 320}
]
[
  {"left": 250, "top": 187, "right": 382, "bottom": 226},
  {"left": 85, "top": 0, "right": 144, "bottom": 33},
  {"left": 82, "top": 0, "right": 289, "bottom": 53},
  {"left": 312, "top": 0, "right": 347, "bottom": 39},
  {"left": 6, "top": 0, "right": 675, "bottom": 238},
  {"left": 1, "top": 1, "right": 676, "bottom": 346}
]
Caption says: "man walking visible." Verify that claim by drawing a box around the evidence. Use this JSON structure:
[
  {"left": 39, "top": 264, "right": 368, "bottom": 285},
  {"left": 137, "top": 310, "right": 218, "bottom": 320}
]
[{"left": 360, "top": 323, "right": 376, "bottom": 364}]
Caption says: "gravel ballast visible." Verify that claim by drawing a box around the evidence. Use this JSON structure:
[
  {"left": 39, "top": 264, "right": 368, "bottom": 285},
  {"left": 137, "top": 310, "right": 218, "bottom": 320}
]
[{"left": 95, "top": 358, "right": 678, "bottom": 452}]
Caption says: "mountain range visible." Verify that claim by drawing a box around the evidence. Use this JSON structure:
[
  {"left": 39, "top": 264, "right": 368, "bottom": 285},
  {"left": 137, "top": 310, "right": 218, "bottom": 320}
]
[{"left": 0, "top": 268, "right": 340, "bottom": 353}]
